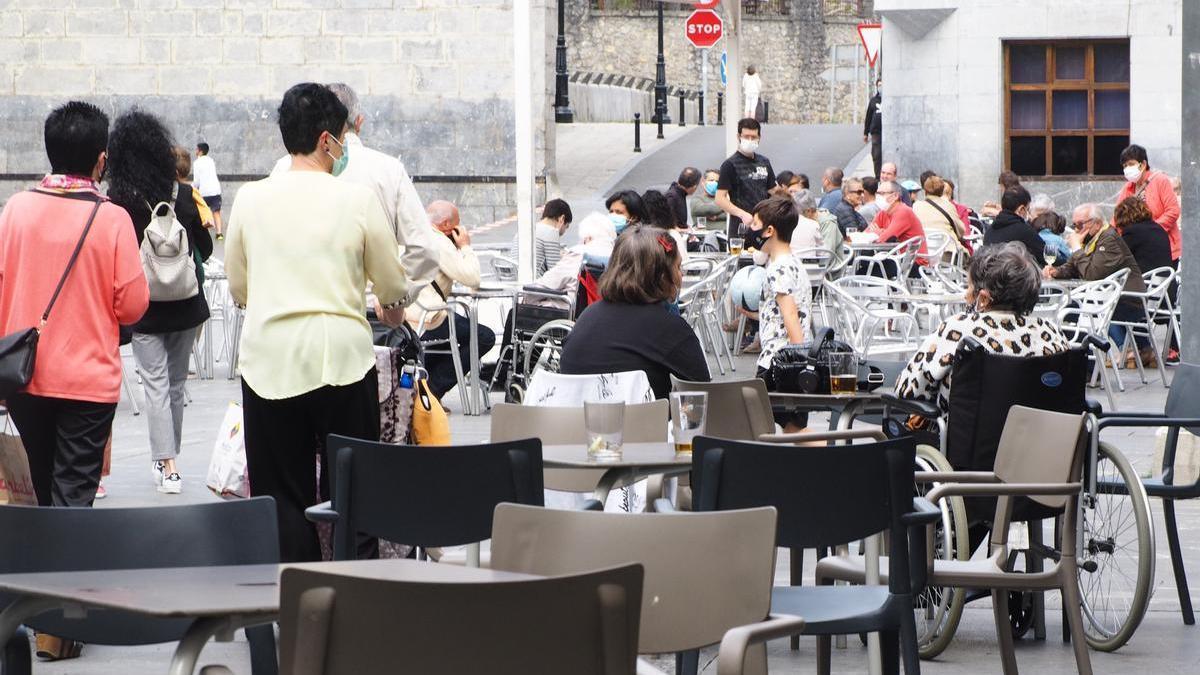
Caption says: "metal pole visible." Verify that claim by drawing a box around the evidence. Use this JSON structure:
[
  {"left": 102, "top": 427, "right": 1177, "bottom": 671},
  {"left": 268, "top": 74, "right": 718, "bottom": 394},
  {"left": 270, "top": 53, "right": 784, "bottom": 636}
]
[
  {"left": 717, "top": 91, "right": 724, "bottom": 125},
  {"left": 853, "top": 45, "right": 860, "bottom": 124},
  {"left": 1183, "top": 2, "right": 1200, "bottom": 360},
  {"left": 698, "top": 91, "right": 705, "bottom": 126},
  {"left": 633, "top": 113, "right": 642, "bottom": 153},
  {"left": 513, "top": 0, "right": 534, "bottom": 283},
  {"left": 678, "top": 91, "right": 686, "bottom": 126},
  {"left": 654, "top": 2, "right": 671, "bottom": 125},
  {"left": 700, "top": 47, "right": 708, "bottom": 126},
  {"left": 828, "top": 45, "right": 836, "bottom": 122},
  {"left": 553, "top": 0, "right": 573, "bottom": 123},
  {"left": 725, "top": 1, "right": 741, "bottom": 156}
]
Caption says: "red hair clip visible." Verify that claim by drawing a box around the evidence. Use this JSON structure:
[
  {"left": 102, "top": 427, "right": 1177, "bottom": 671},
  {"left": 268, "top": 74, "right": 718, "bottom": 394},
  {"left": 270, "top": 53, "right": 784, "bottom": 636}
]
[{"left": 657, "top": 234, "right": 675, "bottom": 253}]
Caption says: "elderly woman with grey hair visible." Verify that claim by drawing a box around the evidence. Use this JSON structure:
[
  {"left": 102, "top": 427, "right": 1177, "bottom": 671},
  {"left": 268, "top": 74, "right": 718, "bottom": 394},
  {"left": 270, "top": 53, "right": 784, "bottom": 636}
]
[
  {"left": 789, "top": 189, "right": 824, "bottom": 252},
  {"left": 895, "top": 242, "right": 1070, "bottom": 414}
]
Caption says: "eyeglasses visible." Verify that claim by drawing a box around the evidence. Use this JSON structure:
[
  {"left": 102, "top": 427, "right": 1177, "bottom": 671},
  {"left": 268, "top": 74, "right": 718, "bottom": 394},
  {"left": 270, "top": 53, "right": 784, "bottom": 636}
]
[
  {"left": 876, "top": 190, "right": 896, "bottom": 196},
  {"left": 849, "top": 189, "right": 866, "bottom": 194}
]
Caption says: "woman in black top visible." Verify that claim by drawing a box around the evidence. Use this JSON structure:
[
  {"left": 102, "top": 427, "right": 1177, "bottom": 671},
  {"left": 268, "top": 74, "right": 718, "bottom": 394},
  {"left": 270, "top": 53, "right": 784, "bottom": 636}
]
[
  {"left": 108, "top": 111, "right": 212, "bottom": 494},
  {"left": 559, "top": 225, "right": 710, "bottom": 399},
  {"left": 1114, "top": 196, "right": 1172, "bottom": 275}
]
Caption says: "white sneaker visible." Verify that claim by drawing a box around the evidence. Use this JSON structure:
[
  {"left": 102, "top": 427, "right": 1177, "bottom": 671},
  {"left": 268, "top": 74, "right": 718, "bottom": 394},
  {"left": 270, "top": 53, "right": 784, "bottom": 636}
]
[
  {"left": 152, "top": 461, "right": 166, "bottom": 487},
  {"left": 158, "top": 472, "right": 182, "bottom": 494}
]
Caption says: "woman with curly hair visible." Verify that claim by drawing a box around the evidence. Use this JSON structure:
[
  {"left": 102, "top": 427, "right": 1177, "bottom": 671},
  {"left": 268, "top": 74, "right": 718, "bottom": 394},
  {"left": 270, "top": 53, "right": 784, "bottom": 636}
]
[{"left": 107, "top": 110, "right": 212, "bottom": 495}]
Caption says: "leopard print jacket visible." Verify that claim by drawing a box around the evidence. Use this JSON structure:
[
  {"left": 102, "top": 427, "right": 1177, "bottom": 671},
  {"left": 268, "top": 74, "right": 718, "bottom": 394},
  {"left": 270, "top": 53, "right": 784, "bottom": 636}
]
[{"left": 895, "top": 311, "right": 1071, "bottom": 415}]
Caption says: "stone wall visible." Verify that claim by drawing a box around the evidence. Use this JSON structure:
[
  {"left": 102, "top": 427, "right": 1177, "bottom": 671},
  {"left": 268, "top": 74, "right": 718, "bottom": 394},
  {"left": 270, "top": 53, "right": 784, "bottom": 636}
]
[
  {"left": 0, "top": 0, "right": 555, "bottom": 225},
  {"left": 563, "top": 0, "right": 876, "bottom": 125}
]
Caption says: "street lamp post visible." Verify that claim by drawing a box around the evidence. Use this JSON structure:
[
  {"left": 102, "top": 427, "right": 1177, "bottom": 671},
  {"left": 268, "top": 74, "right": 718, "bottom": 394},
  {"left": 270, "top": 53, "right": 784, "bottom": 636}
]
[
  {"left": 654, "top": 2, "right": 671, "bottom": 128},
  {"left": 554, "top": 0, "right": 573, "bottom": 123}
]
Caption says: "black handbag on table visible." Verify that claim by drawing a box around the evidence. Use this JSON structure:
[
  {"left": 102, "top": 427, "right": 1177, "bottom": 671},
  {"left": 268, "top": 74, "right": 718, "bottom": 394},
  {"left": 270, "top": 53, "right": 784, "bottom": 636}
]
[
  {"left": 770, "top": 327, "right": 884, "bottom": 394},
  {"left": 0, "top": 194, "right": 103, "bottom": 401}
]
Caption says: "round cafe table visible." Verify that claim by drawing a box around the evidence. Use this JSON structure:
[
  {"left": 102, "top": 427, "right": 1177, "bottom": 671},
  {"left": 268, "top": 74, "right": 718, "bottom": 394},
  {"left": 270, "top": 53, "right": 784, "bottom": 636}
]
[{"left": 541, "top": 442, "right": 691, "bottom": 507}]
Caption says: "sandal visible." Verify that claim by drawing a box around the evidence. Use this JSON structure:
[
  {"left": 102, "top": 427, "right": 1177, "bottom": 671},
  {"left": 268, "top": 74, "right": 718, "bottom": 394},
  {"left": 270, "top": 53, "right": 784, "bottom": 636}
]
[{"left": 35, "top": 633, "right": 83, "bottom": 661}]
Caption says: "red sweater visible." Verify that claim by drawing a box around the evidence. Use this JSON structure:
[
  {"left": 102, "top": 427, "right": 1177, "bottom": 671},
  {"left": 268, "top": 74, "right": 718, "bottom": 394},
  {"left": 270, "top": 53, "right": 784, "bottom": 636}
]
[
  {"left": 1118, "top": 170, "right": 1180, "bottom": 260},
  {"left": 0, "top": 190, "right": 148, "bottom": 403},
  {"left": 876, "top": 202, "right": 930, "bottom": 265}
]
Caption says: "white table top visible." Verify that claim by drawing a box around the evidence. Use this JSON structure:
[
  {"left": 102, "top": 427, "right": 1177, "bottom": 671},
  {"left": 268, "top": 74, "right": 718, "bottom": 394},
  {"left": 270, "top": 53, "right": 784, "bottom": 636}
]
[
  {"left": 542, "top": 442, "right": 690, "bottom": 470},
  {"left": 0, "top": 560, "right": 537, "bottom": 619}
]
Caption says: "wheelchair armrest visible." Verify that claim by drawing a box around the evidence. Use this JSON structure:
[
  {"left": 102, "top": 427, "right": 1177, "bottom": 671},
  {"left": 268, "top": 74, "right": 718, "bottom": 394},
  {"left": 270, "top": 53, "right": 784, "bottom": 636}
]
[
  {"left": 914, "top": 471, "right": 997, "bottom": 484},
  {"left": 926, "top": 481, "right": 1081, "bottom": 503},
  {"left": 521, "top": 284, "right": 567, "bottom": 296},
  {"left": 880, "top": 393, "right": 940, "bottom": 419},
  {"left": 1096, "top": 416, "right": 1200, "bottom": 431},
  {"left": 304, "top": 501, "right": 339, "bottom": 524},
  {"left": 1085, "top": 398, "right": 1104, "bottom": 416},
  {"left": 901, "top": 497, "right": 942, "bottom": 527},
  {"left": 1084, "top": 333, "right": 1111, "bottom": 352}
]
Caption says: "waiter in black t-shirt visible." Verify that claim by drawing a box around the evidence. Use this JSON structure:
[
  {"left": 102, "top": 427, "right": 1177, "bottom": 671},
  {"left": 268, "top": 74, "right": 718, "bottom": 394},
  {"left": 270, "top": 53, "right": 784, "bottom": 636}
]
[{"left": 715, "top": 118, "right": 776, "bottom": 238}]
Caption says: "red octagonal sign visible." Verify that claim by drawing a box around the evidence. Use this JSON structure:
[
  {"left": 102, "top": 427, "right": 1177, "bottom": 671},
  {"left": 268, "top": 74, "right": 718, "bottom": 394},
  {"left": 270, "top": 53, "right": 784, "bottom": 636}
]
[{"left": 685, "top": 9, "right": 723, "bottom": 49}]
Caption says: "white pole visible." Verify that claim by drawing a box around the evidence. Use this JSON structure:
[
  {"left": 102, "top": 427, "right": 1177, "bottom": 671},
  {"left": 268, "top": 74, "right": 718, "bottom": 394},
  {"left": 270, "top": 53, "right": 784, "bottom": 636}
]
[
  {"left": 724, "top": 0, "right": 741, "bottom": 157},
  {"left": 514, "top": 0, "right": 535, "bottom": 283}
]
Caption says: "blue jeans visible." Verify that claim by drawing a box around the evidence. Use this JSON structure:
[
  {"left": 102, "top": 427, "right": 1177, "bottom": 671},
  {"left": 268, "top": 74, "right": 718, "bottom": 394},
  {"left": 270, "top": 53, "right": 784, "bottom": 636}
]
[{"left": 1108, "top": 302, "right": 1149, "bottom": 351}]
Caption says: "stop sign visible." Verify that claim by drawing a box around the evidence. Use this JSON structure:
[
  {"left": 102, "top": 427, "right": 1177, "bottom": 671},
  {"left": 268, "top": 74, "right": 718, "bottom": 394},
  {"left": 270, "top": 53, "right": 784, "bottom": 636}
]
[{"left": 685, "top": 9, "right": 723, "bottom": 49}]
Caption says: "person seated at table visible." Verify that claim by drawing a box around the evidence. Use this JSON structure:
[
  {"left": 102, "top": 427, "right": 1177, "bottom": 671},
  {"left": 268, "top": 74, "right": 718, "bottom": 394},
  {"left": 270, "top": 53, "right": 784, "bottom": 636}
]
[
  {"left": 788, "top": 190, "right": 824, "bottom": 252},
  {"left": 1114, "top": 196, "right": 1173, "bottom": 364},
  {"left": 896, "top": 242, "right": 1070, "bottom": 415},
  {"left": 858, "top": 179, "right": 929, "bottom": 277},
  {"left": 405, "top": 200, "right": 496, "bottom": 401},
  {"left": 690, "top": 168, "right": 725, "bottom": 230},
  {"left": 1044, "top": 203, "right": 1150, "bottom": 366},
  {"left": 642, "top": 188, "right": 690, "bottom": 259},
  {"left": 1031, "top": 211, "right": 1070, "bottom": 265},
  {"left": 982, "top": 185, "right": 1045, "bottom": 262},
  {"left": 559, "top": 225, "right": 710, "bottom": 399},
  {"left": 606, "top": 189, "right": 646, "bottom": 236},
  {"left": 912, "top": 175, "right": 968, "bottom": 258}
]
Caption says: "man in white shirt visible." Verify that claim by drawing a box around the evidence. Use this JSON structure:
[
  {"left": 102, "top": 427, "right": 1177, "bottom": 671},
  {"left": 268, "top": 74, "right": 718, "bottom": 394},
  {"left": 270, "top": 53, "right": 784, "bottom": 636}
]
[
  {"left": 192, "top": 142, "right": 223, "bottom": 238},
  {"left": 271, "top": 83, "right": 438, "bottom": 285}
]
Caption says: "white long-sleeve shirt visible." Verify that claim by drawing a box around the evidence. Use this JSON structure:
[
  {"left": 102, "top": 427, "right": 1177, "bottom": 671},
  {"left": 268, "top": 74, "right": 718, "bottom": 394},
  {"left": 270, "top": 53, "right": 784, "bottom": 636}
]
[{"left": 404, "top": 227, "right": 482, "bottom": 331}]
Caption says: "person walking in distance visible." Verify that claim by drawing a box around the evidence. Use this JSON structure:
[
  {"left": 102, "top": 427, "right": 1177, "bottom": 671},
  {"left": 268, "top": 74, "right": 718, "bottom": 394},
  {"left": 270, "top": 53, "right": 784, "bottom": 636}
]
[
  {"left": 742, "top": 66, "right": 763, "bottom": 119},
  {"left": 715, "top": 118, "right": 776, "bottom": 239},
  {"left": 192, "top": 142, "right": 223, "bottom": 239},
  {"left": 863, "top": 78, "right": 883, "bottom": 179},
  {"left": 108, "top": 111, "right": 212, "bottom": 496}
]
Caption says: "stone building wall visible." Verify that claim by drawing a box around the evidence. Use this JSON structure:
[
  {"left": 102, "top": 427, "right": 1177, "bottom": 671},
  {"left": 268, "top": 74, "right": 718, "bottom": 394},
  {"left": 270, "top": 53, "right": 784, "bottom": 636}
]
[
  {"left": 0, "top": 0, "right": 555, "bottom": 225},
  {"left": 563, "top": 0, "right": 875, "bottom": 125}
]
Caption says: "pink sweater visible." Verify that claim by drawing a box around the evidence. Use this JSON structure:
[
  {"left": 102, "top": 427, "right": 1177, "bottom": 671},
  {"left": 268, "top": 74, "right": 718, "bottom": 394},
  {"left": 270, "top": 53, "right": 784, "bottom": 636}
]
[
  {"left": 1118, "top": 170, "right": 1181, "bottom": 260},
  {"left": 0, "top": 191, "right": 148, "bottom": 403}
]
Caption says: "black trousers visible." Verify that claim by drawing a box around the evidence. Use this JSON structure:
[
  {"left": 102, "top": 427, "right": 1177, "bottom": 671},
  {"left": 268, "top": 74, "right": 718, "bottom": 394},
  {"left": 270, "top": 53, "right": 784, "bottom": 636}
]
[
  {"left": 242, "top": 370, "right": 379, "bottom": 563},
  {"left": 6, "top": 394, "right": 116, "bottom": 507},
  {"left": 871, "top": 133, "right": 883, "bottom": 179},
  {"left": 423, "top": 314, "right": 496, "bottom": 400}
]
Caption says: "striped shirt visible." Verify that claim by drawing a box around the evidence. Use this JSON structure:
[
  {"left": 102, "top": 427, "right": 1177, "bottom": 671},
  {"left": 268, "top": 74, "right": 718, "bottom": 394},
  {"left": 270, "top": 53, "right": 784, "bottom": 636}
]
[{"left": 534, "top": 222, "right": 564, "bottom": 277}]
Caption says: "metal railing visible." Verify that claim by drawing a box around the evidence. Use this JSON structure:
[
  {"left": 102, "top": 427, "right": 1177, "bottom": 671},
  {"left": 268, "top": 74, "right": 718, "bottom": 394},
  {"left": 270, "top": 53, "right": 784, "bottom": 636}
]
[{"left": 590, "top": 0, "right": 792, "bottom": 15}]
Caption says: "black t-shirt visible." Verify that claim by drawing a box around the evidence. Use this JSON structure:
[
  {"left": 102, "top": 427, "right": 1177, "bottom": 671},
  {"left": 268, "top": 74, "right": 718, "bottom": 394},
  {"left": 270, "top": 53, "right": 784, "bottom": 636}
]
[
  {"left": 717, "top": 151, "right": 775, "bottom": 214},
  {"left": 559, "top": 300, "right": 711, "bottom": 399}
]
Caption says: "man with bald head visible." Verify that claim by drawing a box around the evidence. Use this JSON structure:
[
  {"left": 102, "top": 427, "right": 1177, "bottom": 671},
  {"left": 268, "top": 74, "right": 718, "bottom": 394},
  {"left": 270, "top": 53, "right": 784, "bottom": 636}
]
[
  {"left": 879, "top": 162, "right": 911, "bottom": 205},
  {"left": 426, "top": 199, "right": 460, "bottom": 236}
]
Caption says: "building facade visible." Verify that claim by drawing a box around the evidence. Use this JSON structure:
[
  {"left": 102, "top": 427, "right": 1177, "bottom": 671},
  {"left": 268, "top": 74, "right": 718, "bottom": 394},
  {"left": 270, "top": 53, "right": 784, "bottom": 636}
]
[
  {"left": 0, "top": 0, "right": 554, "bottom": 224},
  {"left": 876, "top": 0, "right": 1181, "bottom": 209}
]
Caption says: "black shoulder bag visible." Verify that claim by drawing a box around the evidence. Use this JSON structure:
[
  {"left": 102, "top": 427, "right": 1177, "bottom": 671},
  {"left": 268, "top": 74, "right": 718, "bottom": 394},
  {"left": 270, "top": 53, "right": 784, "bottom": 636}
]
[
  {"left": 770, "top": 327, "right": 885, "bottom": 394},
  {"left": 0, "top": 194, "right": 103, "bottom": 400}
]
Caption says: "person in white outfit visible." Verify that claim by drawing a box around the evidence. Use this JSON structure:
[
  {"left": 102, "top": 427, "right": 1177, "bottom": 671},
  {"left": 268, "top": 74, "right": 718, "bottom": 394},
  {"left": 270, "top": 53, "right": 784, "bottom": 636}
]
[{"left": 742, "top": 66, "right": 763, "bottom": 119}]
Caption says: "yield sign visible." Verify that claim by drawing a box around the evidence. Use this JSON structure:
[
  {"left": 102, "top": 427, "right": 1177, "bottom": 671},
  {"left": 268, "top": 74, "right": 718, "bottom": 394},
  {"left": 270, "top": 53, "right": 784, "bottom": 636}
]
[{"left": 857, "top": 22, "right": 882, "bottom": 67}]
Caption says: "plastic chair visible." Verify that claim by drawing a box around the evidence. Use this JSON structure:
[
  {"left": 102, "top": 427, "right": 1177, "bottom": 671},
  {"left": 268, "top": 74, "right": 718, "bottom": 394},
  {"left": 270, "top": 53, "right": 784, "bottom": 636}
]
[
  {"left": 207, "top": 563, "right": 644, "bottom": 675},
  {"left": 523, "top": 370, "right": 654, "bottom": 406},
  {"left": 492, "top": 503, "right": 796, "bottom": 675},
  {"left": 1110, "top": 265, "right": 1176, "bottom": 385},
  {"left": 691, "top": 433, "right": 938, "bottom": 675},
  {"left": 0, "top": 499, "right": 280, "bottom": 675},
  {"left": 822, "top": 279, "right": 922, "bottom": 356},
  {"left": 306, "top": 436, "right": 543, "bottom": 561},
  {"left": 1058, "top": 276, "right": 1125, "bottom": 409},
  {"left": 857, "top": 236, "right": 923, "bottom": 281},
  {"left": 669, "top": 376, "right": 776, "bottom": 442}
]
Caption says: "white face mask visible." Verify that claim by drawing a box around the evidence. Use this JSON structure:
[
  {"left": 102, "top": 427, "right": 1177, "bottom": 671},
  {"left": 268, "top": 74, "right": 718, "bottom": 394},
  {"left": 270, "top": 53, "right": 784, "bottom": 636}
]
[
  {"left": 739, "top": 138, "right": 759, "bottom": 154},
  {"left": 874, "top": 194, "right": 890, "bottom": 211},
  {"left": 1123, "top": 164, "right": 1143, "bottom": 183}
]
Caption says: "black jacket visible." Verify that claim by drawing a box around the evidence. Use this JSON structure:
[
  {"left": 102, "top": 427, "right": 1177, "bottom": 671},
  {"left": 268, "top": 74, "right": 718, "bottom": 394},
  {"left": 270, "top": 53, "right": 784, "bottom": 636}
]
[
  {"left": 832, "top": 198, "right": 866, "bottom": 235},
  {"left": 983, "top": 210, "right": 1045, "bottom": 261},
  {"left": 1120, "top": 219, "right": 1173, "bottom": 275},
  {"left": 665, "top": 183, "right": 690, "bottom": 229},
  {"left": 864, "top": 93, "right": 882, "bottom": 136}
]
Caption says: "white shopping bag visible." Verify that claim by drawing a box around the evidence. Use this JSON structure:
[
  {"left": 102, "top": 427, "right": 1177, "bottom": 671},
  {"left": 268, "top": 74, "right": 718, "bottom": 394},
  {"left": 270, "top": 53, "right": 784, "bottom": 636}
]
[{"left": 206, "top": 402, "right": 250, "bottom": 498}]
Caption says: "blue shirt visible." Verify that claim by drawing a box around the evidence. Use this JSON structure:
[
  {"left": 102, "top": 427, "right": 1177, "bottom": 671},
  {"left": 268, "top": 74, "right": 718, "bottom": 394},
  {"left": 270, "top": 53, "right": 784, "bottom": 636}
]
[
  {"left": 1039, "top": 230, "right": 1070, "bottom": 264},
  {"left": 818, "top": 189, "right": 843, "bottom": 211}
]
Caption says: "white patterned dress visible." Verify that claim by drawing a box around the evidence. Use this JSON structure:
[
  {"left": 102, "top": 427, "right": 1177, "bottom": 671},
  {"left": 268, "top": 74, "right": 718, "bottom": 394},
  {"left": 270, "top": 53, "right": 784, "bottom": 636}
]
[{"left": 756, "top": 253, "right": 813, "bottom": 371}]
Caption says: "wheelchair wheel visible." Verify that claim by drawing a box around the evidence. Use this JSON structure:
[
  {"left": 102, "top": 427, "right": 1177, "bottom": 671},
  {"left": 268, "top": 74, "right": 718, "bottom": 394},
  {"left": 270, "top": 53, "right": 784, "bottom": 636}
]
[
  {"left": 914, "top": 444, "right": 968, "bottom": 660},
  {"left": 523, "top": 319, "right": 574, "bottom": 380},
  {"left": 1078, "top": 441, "right": 1155, "bottom": 652}
]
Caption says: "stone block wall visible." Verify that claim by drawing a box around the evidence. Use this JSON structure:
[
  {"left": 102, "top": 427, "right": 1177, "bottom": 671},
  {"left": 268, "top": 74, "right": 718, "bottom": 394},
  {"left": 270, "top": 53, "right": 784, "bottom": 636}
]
[{"left": 0, "top": 0, "right": 555, "bottom": 225}]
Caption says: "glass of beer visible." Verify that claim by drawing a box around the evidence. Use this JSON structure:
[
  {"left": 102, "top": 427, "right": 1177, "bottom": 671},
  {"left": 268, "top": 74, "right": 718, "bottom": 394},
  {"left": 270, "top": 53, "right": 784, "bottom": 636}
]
[
  {"left": 584, "top": 400, "right": 625, "bottom": 462},
  {"left": 729, "top": 237, "right": 744, "bottom": 256},
  {"left": 827, "top": 352, "right": 859, "bottom": 396},
  {"left": 669, "top": 391, "right": 708, "bottom": 455}
]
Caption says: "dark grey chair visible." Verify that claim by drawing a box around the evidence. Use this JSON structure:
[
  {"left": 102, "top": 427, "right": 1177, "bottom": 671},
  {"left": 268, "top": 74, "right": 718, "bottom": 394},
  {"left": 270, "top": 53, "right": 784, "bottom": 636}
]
[
  {"left": 1097, "top": 361, "right": 1200, "bottom": 625},
  {"left": 306, "top": 435, "right": 544, "bottom": 560},
  {"left": 0, "top": 498, "right": 280, "bottom": 675},
  {"left": 691, "top": 433, "right": 938, "bottom": 675}
]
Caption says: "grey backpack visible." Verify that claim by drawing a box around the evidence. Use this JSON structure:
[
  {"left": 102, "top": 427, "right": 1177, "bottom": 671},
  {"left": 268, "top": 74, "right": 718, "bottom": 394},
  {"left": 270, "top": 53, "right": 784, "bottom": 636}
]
[{"left": 141, "top": 184, "right": 199, "bottom": 302}]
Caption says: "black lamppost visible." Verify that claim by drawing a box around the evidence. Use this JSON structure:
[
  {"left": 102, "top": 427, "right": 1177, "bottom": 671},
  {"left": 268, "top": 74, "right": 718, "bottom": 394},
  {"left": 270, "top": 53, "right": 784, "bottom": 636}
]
[
  {"left": 653, "top": 2, "right": 671, "bottom": 126},
  {"left": 554, "top": 0, "right": 574, "bottom": 123}
]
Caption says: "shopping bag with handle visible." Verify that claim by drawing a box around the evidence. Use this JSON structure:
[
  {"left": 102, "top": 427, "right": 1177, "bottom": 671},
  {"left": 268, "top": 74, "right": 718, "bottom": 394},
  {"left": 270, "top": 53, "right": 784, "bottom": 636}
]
[
  {"left": 0, "top": 413, "right": 36, "bottom": 505},
  {"left": 410, "top": 376, "right": 450, "bottom": 446},
  {"left": 206, "top": 401, "right": 250, "bottom": 498}
]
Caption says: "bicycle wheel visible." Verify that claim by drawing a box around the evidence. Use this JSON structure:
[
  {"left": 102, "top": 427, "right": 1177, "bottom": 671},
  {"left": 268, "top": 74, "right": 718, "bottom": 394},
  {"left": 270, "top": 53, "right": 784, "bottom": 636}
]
[
  {"left": 1077, "top": 441, "right": 1155, "bottom": 651},
  {"left": 914, "top": 444, "right": 968, "bottom": 659},
  {"left": 523, "top": 319, "right": 574, "bottom": 380}
]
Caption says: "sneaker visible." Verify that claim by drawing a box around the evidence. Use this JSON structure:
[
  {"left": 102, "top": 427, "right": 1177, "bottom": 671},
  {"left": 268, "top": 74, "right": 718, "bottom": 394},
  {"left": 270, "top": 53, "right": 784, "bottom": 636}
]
[
  {"left": 158, "top": 472, "right": 182, "bottom": 494},
  {"left": 95, "top": 482, "right": 107, "bottom": 500},
  {"left": 152, "top": 460, "right": 166, "bottom": 487},
  {"left": 1166, "top": 349, "right": 1181, "bottom": 366},
  {"left": 215, "top": 233, "right": 225, "bottom": 241}
]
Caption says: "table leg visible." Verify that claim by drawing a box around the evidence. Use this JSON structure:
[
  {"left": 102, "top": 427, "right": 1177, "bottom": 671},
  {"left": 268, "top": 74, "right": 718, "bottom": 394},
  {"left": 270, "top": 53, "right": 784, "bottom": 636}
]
[
  {"left": 468, "top": 303, "right": 482, "bottom": 416},
  {"left": 590, "top": 468, "right": 631, "bottom": 506},
  {"left": 168, "top": 615, "right": 277, "bottom": 675},
  {"left": 0, "top": 597, "right": 66, "bottom": 653}
]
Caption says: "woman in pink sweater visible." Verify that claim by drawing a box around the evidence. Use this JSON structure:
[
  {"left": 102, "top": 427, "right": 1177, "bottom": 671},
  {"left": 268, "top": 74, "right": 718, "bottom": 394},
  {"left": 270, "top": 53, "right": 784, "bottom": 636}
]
[{"left": 0, "top": 101, "right": 148, "bottom": 508}]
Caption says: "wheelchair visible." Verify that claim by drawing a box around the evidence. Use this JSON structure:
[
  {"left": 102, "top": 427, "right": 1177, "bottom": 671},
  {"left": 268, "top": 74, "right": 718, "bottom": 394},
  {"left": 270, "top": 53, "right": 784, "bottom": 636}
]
[
  {"left": 494, "top": 261, "right": 604, "bottom": 403},
  {"left": 884, "top": 336, "right": 1154, "bottom": 657}
]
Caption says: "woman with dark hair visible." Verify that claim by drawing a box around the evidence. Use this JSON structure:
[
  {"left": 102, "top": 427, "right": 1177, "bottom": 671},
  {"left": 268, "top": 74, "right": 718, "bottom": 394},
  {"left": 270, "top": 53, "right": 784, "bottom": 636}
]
[
  {"left": 559, "top": 225, "right": 710, "bottom": 399},
  {"left": 642, "top": 188, "right": 690, "bottom": 258},
  {"left": 1114, "top": 196, "right": 1172, "bottom": 278},
  {"left": 1031, "top": 211, "right": 1069, "bottom": 265},
  {"left": 605, "top": 189, "right": 646, "bottom": 235},
  {"left": 897, "top": 242, "right": 1070, "bottom": 412},
  {"left": 107, "top": 111, "right": 213, "bottom": 495},
  {"left": 226, "top": 83, "right": 408, "bottom": 562}
]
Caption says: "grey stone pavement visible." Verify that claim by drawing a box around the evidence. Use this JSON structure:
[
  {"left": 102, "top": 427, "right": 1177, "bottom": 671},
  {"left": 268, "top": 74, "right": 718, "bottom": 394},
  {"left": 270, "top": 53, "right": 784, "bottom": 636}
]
[{"left": 24, "top": 124, "right": 1200, "bottom": 672}]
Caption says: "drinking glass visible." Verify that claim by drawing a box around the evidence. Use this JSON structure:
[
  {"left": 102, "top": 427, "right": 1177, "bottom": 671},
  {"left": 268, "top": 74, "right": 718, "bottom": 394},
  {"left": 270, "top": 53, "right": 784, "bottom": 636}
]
[
  {"left": 729, "top": 237, "right": 744, "bottom": 256},
  {"left": 827, "top": 352, "right": 859, "bottom": 396},
  {"left": 669, "top": 392, "right": 708, "bottom": 455},
  {"left": 584, "top": 400, "right": 625, "bottom": 461}
]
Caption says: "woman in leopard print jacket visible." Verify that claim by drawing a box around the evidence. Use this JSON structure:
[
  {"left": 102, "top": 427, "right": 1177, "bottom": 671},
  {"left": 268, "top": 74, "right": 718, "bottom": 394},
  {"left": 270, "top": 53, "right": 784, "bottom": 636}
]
[{"left": 896, "top": 242, "right": 1070, "bottom": 413}]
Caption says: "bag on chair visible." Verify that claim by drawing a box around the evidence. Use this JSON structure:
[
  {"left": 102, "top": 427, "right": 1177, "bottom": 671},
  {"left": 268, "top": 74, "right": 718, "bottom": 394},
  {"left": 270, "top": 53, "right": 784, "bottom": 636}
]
[{"left": 141, "top": 185, "right": 200, "bottom": 302}]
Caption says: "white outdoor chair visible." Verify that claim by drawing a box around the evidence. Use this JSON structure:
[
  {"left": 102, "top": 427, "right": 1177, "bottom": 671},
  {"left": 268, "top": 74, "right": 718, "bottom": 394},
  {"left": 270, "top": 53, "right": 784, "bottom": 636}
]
[
  {"left": 680, "top": 265, "right": 736, "bottom": 376},
  {"left": 822, "top": 279, "right": 921, "bottom": 356},
  {"left": 856, "top": 236, "right": 923, "bottom": 284},
  {"left": 916, "top": 230, "right": 952, "bottom": 268},
  {"left": 1058, "top": 273, "right": 1126, "bottom": 410},
  {"left": 1111, "top": 265, "right": 1176, "bottom": 386}
]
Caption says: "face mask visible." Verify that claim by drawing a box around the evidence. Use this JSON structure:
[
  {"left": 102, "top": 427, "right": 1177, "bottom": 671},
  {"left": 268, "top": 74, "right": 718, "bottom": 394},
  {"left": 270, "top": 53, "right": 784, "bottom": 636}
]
[
  {"left": 874, "top": 195, "right": 890, "bottom": 211},
  {"left": 704, "top": 181, "right": 718, "bottom": 197},
  {"left": 327, "top": 136, "right": 349, "bottom": 177},
  {"left": 739, "top": 139, "right": 759, "bottom": 154},
  {"left": 609, "top": 213, "right": 628, "bottom": 234},
  {"left": 1123, "top": 164, "right": 1143, "bottom": 183}
]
